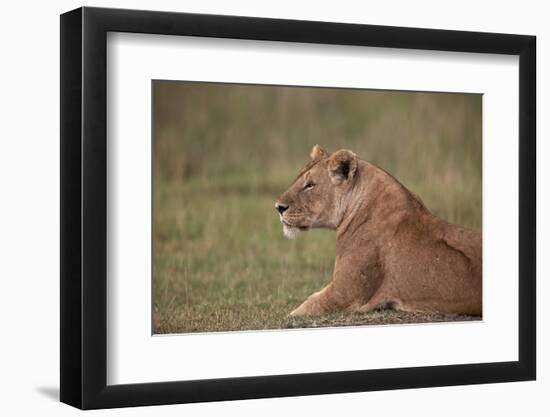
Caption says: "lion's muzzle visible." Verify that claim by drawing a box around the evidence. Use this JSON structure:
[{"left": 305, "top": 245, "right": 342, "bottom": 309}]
[{"left": 275, "top": 202, "right": 289, "bottom": 215}]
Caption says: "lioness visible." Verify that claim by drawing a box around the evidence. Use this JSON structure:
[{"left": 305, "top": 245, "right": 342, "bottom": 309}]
[{"left": 275, "top": 145, "right": 482, "bottom": 317}]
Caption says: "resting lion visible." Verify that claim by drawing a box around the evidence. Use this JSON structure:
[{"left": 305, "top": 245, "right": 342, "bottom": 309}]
[{"left": 275, "top": 145, "right": 482, "bottom": 317}]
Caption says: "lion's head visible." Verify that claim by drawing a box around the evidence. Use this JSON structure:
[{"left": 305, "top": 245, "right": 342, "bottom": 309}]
[{"left": 275, "top": 145, "right": 358, "bottom": 239}]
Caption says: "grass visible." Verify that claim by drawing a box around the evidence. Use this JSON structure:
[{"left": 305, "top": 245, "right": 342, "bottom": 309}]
[
  {"left": 152, "top": 82, "right": 482, "bottom": 334},
  {"left": 153, "top": 178, "right": 335, "bottom": 333}
]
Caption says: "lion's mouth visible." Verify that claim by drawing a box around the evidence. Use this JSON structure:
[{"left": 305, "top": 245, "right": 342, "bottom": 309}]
[
  {"left": 280, "top": 217, "right": 309, "bottom": 231},
  {"left": 279, "top": 216, "right": 309, "bottom": 239}
]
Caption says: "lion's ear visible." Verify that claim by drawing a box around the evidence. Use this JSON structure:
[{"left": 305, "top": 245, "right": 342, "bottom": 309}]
[
  {"left": 310, "top": 144, "right": 329, "bottom": 160},
  {"left": 328, "top": 150, "right": 358, "bottom": 185}
]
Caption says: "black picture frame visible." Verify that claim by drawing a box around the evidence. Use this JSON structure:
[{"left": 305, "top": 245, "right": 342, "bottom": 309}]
[{"left": 60, "top": 6, "right": 536, "bottom": 410}]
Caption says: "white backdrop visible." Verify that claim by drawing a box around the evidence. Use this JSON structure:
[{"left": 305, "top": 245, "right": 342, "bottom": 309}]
[
  {"left": 108, "top": 33, "right": 518, "bottom": 385},
  {"left": 0, "top": 0, "right": 546, "bottom": 416}
]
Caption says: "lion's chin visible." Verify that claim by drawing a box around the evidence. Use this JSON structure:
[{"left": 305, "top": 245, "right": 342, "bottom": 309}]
[{"left": 283, "top": 224, "right": 302, "bottom": 240}]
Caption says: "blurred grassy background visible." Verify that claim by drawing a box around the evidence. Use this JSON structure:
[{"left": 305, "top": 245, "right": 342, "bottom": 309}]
[{"left": 153, "top": 81, "right": 482, "bottom": 334}]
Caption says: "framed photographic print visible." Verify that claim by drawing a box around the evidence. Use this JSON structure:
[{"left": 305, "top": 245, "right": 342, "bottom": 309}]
[{"left": 60, "top": 6, "right": 536, "bottom": 410}]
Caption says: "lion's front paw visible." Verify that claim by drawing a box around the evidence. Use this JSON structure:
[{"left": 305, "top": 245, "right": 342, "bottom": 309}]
[
  {"left": 289, "top": 300, "right": 316, "bottom": 317},
  {"left": 289, "top": 307, "right": 305, "bottom": 317},
  {"left": 290, "top": 289, "right": 332, "bottom": 317}
]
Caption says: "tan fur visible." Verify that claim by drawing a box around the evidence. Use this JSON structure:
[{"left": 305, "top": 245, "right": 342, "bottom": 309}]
[
  {"left": 276, "top": 145, "right": 482, "bottom": 317},
  {"left": 310, "top": 144, "right": 330, "bottom": 160}
]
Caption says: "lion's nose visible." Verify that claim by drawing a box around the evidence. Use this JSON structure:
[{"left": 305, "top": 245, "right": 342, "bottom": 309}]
[{"left": 275, "top": 202, "right": 289, "bottom": 215}]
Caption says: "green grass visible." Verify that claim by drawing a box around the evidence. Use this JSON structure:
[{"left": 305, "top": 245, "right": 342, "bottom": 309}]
[
  {"left": 153, "top": 178, "right": 335, "bottom": 333},
  {"left": 152, "top": 82, "right": 482, "bottom": 334}
]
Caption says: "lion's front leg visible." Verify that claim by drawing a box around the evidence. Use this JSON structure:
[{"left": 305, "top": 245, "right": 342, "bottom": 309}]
[{"left": 290, "top": 285, "right": 338, "bottom": 316}]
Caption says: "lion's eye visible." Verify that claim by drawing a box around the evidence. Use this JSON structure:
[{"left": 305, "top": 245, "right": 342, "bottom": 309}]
[{"left": 304, "top": 182, "right": 315, "bottom": 190}]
